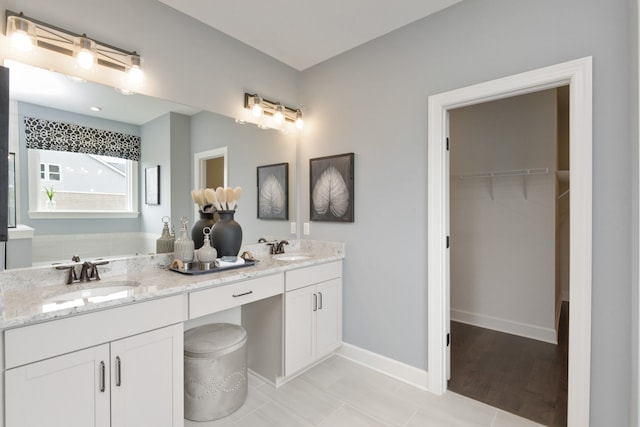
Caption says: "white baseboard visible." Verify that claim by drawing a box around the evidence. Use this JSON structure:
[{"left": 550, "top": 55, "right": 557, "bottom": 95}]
[
  {"left": 451, "top": 308, "right": 557, "bottom": 344},
  {"left": 336, "top": 343, "right": 430, "bottom": 391}
]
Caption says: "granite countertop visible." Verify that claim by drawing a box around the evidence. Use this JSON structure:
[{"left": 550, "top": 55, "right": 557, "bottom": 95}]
[{"left": 0, "top": 240, "right": 345, "bottom": 330}]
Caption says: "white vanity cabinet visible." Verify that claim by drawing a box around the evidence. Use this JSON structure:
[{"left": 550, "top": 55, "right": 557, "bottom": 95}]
[
  {"left": 4, "top": 296, "right": 184, "bottom": 427},
  {"left": 284, "top": 261, "right": 342, "bottom": 377}
]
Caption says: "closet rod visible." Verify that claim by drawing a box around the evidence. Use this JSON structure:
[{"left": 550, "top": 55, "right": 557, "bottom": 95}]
[
  {"left": 457, "top": 167, "right": 549, "bottom": 201},
  {"left": 457, "top": 167, "right": 549, "bottom": 180}
]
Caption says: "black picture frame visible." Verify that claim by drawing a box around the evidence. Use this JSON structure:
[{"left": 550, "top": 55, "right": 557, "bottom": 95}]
[
  {"left": 257, "top": 162, "right": 289, "bottom": 220},
  {"left": 145, "top": 165, "right": 160, "bottom": 205},
  {"left": 310, "top": 153, "right": 354, "bottom": 222}
]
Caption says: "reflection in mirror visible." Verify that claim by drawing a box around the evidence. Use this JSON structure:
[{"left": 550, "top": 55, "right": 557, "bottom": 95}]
[
  {"left": 5, "top": 60, "right": 296, "bottom": 269},
  {"left": 8, "top": 152, "right": 15, "bottom": 228}
]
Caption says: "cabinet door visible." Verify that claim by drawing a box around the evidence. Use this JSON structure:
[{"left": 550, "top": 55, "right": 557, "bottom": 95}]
[
  {"left": 5, "top": 344, "right": 110, "bottom": 427},
  {"left": 285, "top": 285, "right": 317, "bottom": 376},
  {"left": 316, "top": 278, "right": 342, "bottom": 359},
  {"left": 110, "top": 323, "right": 183, "bottom": 427}
]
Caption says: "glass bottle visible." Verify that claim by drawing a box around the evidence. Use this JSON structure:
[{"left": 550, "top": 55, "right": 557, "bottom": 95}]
[
  {"left": 156, "top": 216, "right": 175, "bottom": 254},
  {"left": 174, "top": 216, "right": 194, "bottom": 263},
  {"left": 196, "top": 227, "right": 217, "bottom": 264}
]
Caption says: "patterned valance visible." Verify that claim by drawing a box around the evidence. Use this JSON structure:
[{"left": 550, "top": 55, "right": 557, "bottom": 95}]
[{"left": 24, "top": 116, "right": 141, "bottom": 161}]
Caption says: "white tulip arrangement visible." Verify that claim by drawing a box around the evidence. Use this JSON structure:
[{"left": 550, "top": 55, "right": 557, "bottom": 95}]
[{"left": 191, "top": 186, "right": 243, "bottom": 213}]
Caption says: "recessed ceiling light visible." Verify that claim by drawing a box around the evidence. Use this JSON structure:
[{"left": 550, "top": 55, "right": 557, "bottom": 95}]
[{"left": 90, "top": 106, "right": 102, "bottom": 112}]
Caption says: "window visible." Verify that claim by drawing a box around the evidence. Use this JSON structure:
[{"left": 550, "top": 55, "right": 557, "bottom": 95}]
[
  {"left": 29, "top": 149, "right": 138, "bottom": 218},
  {"left": 24, "top": 116, "right": 140, "bottom": 219},
  {"left": 40, "top": 163, "right": 61, "bottom": 182}
]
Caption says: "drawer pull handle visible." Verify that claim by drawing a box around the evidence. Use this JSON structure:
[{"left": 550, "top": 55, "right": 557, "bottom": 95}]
[
  {"left": 233, "top": 290, "right": 253, "bottom": 298},
  {"left": 116, "top": 356, "right": 122, "bottom": 387},
  {"left": 99, "top": 361, "right": 105, "bottom": 392}
]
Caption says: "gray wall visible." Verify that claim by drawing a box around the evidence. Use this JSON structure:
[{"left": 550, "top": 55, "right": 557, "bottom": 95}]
[
  {"left": 299, "top": 0, "right": 634, "bottom": 424},
  {"left": 169, "top": 112, "right": 192, "bottom": 227},
  {"left": 140, "top": 113, "right": 170, "bottom": 234}
]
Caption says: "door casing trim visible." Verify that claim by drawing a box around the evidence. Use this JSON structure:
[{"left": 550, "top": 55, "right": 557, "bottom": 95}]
[{"left": 427, "top": 57, "right": 592, "bottom": 427}]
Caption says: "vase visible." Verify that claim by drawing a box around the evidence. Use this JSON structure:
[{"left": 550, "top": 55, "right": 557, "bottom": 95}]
[
  {"left": 175, "top": 217, "right": 194, "bottom": 263},
  {"left": 211, "top": 210, "right": 243, "bottom": 257},
  {"left": 191, "top": 211, "right": 216, "bottom": 250},
  {"left": 45, "top": 199, "right": 56, "bottom": 210}
]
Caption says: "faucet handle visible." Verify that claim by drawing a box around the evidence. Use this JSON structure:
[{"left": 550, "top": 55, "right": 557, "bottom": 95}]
[
  {"left": 56, "top": 265, "right": 77, "bottom": 285},
  {"left": 91, "top": 260, "right": 109, "bottom": 281}
]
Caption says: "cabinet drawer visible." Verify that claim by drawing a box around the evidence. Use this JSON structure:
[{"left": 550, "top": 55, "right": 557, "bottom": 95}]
[
  {"left": 5, "top": 295, "right": 184, "bottom": 369},
  {"left": 189, "top": 273, "right": 283, "bottom": 319},
  {"left": 285, "top": 261, "right": 342, "bottom": 292}
]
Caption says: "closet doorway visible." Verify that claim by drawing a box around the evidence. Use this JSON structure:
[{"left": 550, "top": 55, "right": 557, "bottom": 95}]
[
  {"left": 446, "top": 87, "right": 569, "bottom": 426},
  {"left": 427, "top": 57, "right": 592, "bottom": 427}
]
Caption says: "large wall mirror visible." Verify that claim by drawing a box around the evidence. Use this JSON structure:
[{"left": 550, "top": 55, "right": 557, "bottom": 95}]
[{"left": 6, "top": 60, "right": 297, "bottom": 269}]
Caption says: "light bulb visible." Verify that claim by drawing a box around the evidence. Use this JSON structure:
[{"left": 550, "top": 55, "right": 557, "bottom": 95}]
[
  {"left": 73, "top": 36, "right": 97, "bottom": 71},
  {"left": 274, "top": 104, "right": 285, "bottom": 124},
  {"left": 76, "top": 50, "right": 95, "bottom": 69},
  {"left": 295, "top": 110, "right": 304, "bottom": 130},
  {"left": 126, "top": 54, "right": 144, "bottom": 88},
  {"left": 7, "top": 15, "right": 36, "bottom": 53},
  {"left": 11, "top": 31, "right": 34, "bottom": 53},
  {"left": 251, "top": 96, "right": 263, "bottom": 118}
]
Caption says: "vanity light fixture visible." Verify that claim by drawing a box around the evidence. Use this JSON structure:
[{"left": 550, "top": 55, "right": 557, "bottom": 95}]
[
  {"left": 244, "top": 93, "right": 304, "bottom": 130},
  {"left": 5, "top": 10, "right": 145, "bottom": 87}
]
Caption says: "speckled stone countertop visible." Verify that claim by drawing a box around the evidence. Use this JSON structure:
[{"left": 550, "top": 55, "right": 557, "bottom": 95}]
[{"left": 0, "top": 240, "right": 344, "bottom": 330}]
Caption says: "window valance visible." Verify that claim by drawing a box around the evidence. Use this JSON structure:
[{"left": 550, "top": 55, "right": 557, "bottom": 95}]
[{"left": 24, "top": 116, "right": 141, "bottom": 161}]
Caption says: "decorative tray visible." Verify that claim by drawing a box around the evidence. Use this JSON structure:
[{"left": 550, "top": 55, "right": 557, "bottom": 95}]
[{"left": 170, "top": 259, "right": 257, "bottom": 275}]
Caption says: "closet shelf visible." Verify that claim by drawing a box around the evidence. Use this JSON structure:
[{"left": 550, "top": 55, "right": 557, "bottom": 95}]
[{"left": 457, "top": 167, "right": 549, "bottom": 200}]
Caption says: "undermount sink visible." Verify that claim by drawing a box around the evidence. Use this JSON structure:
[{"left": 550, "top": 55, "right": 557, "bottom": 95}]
[
  {"left": 42, "top": 282, "right": 140, "bottom": 312},
  {"left": 272, "top": 254, "right": 313, "bottom": 261}
]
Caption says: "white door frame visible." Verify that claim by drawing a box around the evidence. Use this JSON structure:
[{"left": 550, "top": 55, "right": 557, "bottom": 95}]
[
  {"left": 193, "top": 147, "right": 228, "bottom": 221},
  {"left": 427, "top": 57, "right": 592, "bottom": 427}
]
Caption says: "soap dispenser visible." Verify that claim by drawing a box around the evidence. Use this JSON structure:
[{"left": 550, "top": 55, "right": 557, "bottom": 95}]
[
  {"left": 174, "top": 216, "right": 194, "bottom": 263},
  {"left": 196, "top": 226, "right": 217, "bottom": 268},
  {"left": 156, "top": 216, "right": 175, "bottom": 254}
]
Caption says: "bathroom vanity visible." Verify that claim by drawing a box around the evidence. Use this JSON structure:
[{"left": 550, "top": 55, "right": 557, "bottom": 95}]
[{"left": 0, "top": 240, "right": 344, "bottom": 426}]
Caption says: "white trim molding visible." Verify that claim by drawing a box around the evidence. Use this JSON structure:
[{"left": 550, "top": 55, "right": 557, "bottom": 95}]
[
  {"left": 337, "top": 343, "right": 430, "bottom": 391},
  {"left": 193, "top": 147, "right": 228, "bottom": 222},
  {"left": 427, "top": 57, "right": 592, "bottom": 427},
  {"left": 451, "top": 309, "right": 558, "bottom": 345}
]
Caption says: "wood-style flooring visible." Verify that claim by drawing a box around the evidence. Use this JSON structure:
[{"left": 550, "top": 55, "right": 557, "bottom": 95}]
[{"left": 448, "top": 302, "right": 568, "bottom": 427}]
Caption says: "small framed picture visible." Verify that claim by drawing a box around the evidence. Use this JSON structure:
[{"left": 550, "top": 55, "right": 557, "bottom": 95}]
[
  {"left": 145, "top": 165, "right": 160, "bottom": 205},
  {"left": 257, "top": 163, "right": 289, "bottom": 220},
  {"left": 310, "top": 153, "right": 354, "bottom": 222}
]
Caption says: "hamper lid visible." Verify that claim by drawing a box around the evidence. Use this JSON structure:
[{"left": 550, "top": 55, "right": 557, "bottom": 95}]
[{"left": 184, "top": 323, "right": 247, "bottom": 358}]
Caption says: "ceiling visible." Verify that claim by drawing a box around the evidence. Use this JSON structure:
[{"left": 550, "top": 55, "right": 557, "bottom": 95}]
[{"left": 157, "top": 0, "right": 463, "bottom": 71}]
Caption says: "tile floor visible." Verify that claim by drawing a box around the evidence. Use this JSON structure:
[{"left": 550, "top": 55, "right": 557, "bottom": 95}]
[{"left": 185, "top": 355, "right": 545, "bottom": 427}]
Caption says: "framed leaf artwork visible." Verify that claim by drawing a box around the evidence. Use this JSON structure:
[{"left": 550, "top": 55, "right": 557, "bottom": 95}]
[
  {"left": 310, "top": 153, "right": 354, "bottom": 222},
  {"left": 257, "top": 162, "right": 288, "bottom": 220}
]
